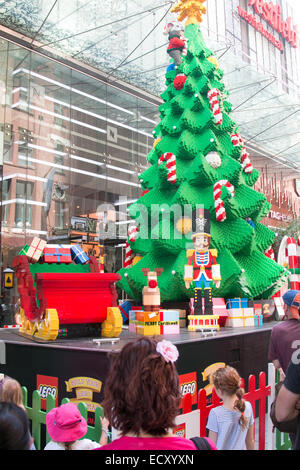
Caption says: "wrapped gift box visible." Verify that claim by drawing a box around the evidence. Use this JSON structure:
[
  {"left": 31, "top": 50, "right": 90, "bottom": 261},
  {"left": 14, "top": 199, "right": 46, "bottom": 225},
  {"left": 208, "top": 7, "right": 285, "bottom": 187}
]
[
  {"left": 254, "top": 314, "right": 263, "bottom": 327},
  {"left": 159, "top": 310, "right": 180, "bottom": 335},
  {"left": 212, "top": 298, "right": 227, "bottom": 327},
  {"left": 129, "top": 310, "right": 179, "bottom": 336},
  {"left": 44, "top": 245, "right": 73, "bottom": 264},
  {"left": 250, "top": 299, "right": 276, "bottom": 322},
  {"left": 119, "top": 300, "right": 132, "bottom": 324},
  {"left": 253, "top": 303, "right": 262, "bottom": 316},
  {"left": 19, "top": 244, "right": 29, "bottom": 256},
  {"left": 26, "top": 238, "right": 47, "bottom": 263},
  {"left": 189, "top": 298, "right": 227, "bottom": 327},
  {"left": 226, "top": 308, "right": 254, "bottom": 328},
  {"left": 70, "top": 244, "right": 89, "bottom": 265},
  {"left": 128, "top": 311, "right": 137, "bottom": 333},
  {"left": 226, "top": 298, "right": 248, "bottom": 309},
  {"left": 129, "top": 310, "right": 159, "bottom": 336}
]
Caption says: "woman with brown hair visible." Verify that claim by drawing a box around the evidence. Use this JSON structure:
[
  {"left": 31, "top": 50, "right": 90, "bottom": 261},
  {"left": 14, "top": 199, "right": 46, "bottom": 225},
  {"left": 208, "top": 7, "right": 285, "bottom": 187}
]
[
  {"left": 206, "top": 366, "right": 254, "bottom": 450},
  {"left": 97, "top": 337, "right": 216, "bottom": 450}
]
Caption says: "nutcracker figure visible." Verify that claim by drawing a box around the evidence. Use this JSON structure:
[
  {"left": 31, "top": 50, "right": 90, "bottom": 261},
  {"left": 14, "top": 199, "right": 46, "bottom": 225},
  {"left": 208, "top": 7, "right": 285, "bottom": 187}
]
[{"left": 184, "top": 208, "right": 221, "bottom": 315}]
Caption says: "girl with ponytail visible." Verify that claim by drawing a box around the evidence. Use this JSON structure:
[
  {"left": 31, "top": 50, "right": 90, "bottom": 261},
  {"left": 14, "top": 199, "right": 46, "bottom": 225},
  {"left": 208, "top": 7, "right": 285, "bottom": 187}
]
[{"left": 207, "top": 366, "right": 254, "bottom": 450}]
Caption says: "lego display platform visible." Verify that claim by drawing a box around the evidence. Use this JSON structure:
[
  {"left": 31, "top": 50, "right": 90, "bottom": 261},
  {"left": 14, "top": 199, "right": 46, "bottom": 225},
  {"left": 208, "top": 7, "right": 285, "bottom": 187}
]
[{"left": 0, "top": 323, "right": 274, "bottom": 414}]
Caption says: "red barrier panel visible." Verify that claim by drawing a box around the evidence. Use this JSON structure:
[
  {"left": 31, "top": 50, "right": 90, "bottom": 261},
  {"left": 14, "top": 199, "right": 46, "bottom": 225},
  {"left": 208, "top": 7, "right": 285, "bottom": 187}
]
[{"left": 182, "top": 372, "right": 271, "bottom": 450}]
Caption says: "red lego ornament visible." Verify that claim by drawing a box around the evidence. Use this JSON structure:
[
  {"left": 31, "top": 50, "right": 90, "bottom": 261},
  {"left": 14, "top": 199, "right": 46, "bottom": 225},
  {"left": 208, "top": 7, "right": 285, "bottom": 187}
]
[{"left": 173, "top": 74, "right": 187, "bottom": 90}]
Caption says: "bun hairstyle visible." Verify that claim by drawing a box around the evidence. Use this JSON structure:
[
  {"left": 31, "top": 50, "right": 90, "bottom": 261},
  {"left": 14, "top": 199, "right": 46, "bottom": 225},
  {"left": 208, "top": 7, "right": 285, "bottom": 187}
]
[
  {"left": 211, "top": 366, "right": 248, "bottom": 429},
  {"left": 102, "top": 337, "right": 181, "bottom": 437}
]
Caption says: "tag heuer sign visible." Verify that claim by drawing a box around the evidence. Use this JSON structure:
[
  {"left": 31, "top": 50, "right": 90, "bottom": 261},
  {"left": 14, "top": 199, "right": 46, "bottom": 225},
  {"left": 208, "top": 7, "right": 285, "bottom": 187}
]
[{"left": 295, "top": 179, "right": 300, "bottom": 197}]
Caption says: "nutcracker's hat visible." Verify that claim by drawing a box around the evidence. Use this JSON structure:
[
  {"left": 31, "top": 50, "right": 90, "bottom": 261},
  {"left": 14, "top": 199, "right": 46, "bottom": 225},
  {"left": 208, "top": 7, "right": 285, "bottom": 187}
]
[{"left": 192, "top": 208, "right": 211, "bottom": 239}]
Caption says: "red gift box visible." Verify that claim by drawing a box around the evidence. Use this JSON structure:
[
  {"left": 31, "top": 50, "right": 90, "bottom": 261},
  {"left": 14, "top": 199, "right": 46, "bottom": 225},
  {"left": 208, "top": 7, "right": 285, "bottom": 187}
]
[{"left": 44, "top": 245, "right": 73, "bottom": 264}]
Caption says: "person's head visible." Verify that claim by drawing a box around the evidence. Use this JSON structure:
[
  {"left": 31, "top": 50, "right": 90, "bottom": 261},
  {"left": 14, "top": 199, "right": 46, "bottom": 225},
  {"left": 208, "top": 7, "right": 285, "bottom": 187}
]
[
  {"left": 211, "top": 366, "right": 248, "bottom": 428},
  {"left": 46, "top": 402, "right": 87, "bottom": 448},
  {"left": 0, "top": 374, "right": 25, "bottom": 410},
  {"left": 0, "top": 402, "right": 32, "bottom": 450},
  {"left": 282, "top": 290, "right": 300, "bottom": 320},
  {"left": 102, "top": 337, "right": 180, "bottom": 437}
]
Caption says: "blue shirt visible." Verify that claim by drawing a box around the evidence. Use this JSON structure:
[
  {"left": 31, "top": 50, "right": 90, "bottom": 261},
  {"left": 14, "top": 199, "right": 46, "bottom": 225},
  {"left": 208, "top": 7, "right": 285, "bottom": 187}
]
[{"left": 206, "top": 401, "right": 254, "bottom": 450}]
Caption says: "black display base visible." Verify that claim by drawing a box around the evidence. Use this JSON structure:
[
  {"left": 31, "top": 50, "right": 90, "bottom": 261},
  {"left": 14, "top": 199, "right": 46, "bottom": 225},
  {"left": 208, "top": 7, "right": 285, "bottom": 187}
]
[{"left": 0, "top": 322, "right": 274, "bottom": 409}]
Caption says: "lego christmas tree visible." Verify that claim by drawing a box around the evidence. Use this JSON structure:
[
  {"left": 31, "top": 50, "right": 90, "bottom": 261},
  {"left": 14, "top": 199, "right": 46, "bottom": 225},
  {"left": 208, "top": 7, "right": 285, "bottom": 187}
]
[{"left": 118, "top": 0, "right": 288, "bottom": 303}]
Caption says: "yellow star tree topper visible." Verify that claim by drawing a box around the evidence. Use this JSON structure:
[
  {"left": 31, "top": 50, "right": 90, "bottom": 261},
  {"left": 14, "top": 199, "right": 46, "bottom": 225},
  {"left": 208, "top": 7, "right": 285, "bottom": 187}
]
[{"left": 171, "top": 0, "right": 207, "bottom": 25}]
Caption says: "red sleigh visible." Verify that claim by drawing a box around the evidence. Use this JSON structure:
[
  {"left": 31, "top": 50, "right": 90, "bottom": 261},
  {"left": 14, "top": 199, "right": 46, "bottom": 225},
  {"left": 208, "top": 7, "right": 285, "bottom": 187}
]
[{"left": 12, "top": 255, "right": 122, "bottom": 341}]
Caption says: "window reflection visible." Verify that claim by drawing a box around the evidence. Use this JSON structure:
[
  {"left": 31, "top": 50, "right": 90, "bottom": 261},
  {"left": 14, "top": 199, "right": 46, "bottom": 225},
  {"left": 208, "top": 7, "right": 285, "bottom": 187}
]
[{"left": 0, "top": 39, "right": 158, "bottom": 285}]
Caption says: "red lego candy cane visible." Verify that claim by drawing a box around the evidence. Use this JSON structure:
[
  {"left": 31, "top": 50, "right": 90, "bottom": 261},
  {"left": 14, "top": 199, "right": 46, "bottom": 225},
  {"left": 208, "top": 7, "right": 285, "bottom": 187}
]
[
  {"left": 231, "top": 133, "right": 253, "bottom": 174},
  {"left": 124, "top": 224, "right": 139, "bottom": 268},
  {"left": 158, "top": 153, "right": 177, "bottom": 183},
  {"left": 124, "top": 241, "right": 134, "bottom": 268},
  {"left": 287, "top": 237, "right": 300, "bottom": 290},
  {"left": 214, "top": 180, "right": 235, "bottom": 222},
  {"left": 128, "top": 224, "right": 139, "bottom": 242},
  {"left": 207, "top": 88, "right": 223, "bottom": 125}
]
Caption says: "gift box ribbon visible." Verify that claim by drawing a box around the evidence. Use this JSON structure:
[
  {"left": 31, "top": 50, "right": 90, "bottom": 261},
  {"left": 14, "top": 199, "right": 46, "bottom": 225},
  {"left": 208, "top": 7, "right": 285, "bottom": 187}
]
[{"left": 46, "top": 248, "right": 71, "bottom": 261}]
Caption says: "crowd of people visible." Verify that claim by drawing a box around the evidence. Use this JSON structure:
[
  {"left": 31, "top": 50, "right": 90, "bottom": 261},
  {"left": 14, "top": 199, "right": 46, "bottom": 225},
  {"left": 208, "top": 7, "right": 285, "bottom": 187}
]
[{"left": 0, "top": 289, "right": 299, "bottom": 451}]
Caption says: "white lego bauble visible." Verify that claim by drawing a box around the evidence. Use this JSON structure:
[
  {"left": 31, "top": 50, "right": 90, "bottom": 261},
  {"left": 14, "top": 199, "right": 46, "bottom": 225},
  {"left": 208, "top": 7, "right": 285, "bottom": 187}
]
[{"left": 205, "top": 152, "right": 222, "bottom": 168}]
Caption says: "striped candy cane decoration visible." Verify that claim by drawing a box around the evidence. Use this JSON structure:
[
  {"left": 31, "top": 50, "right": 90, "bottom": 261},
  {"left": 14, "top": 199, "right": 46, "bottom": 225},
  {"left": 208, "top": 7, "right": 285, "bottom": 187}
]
[
  {"left": 214, "top": 180, "right": 235, "bottom": 222},
  {"left": 124, "top": 224, "right": 139, "bottom": 268},
  {"left": 231, "top": 133, "right": 253, "bottom": 174},
  {"left": 207, "top": 88, "right": 223, "bottom": 125},
  {"left": 128, "top": 224, "right": 139, "bottom": 242},
  {"left": 158, "top": 153, "right": 177, "bottom": 183},
  {"left": 287, "top": 237, "right": 300, "bottom": 290},
  {"left": 124, "top": 241, "right": 134, "bottom": 268}
]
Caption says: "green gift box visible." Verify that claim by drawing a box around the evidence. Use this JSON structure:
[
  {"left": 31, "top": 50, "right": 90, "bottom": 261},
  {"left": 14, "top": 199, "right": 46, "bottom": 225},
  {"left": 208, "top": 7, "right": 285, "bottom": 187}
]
[{"left": 18, "top": 244, "right": 29, "bottom": 256}]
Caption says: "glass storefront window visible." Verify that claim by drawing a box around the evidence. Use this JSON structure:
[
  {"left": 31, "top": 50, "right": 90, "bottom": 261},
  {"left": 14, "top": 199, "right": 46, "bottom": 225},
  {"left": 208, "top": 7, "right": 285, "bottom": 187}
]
[{"left": 0, "top": 38, "right": 158, "bottom": 317}]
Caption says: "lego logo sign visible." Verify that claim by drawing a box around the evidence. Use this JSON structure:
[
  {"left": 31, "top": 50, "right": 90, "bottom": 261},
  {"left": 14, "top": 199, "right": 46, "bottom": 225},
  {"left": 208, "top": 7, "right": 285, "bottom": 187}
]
[
  {"left": 37, "top": 375, "right": 58, "bottom": 410},
  {"left": 180, "top": 382, "right": 196, "bottom": 396},
  {"left": 179, "top": 372, "right": 197, "bottom": 407}
]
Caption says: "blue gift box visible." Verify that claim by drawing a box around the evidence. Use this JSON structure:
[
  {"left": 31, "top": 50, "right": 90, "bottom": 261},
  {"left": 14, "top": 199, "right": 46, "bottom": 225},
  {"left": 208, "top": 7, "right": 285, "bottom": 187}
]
[
  {"left": 119, "top": 301, "right": 132, "bottom": 324},
  {"left": 226, "top": 298, "right": 248, "bottom": 309},
  {"left": 70, "top": 245, "right": 89, "bottom": 264},
  {"left": 254, "top": 314, "right": 263, "bottom": 327}
]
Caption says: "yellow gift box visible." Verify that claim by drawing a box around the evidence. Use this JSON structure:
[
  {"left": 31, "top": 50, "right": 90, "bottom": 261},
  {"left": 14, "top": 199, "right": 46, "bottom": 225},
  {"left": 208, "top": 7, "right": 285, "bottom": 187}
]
[{"left": 135, "top": 311, "right": 160, "bottom": 336}]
